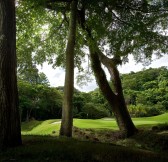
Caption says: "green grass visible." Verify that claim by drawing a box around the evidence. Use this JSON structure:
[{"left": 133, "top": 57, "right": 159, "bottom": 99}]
[
  {"left": 74, "top": 118, "right": 118, "bottom": 129},
  {"left": 1, "top": 114, "right": 168, "bottom": 162},
  {"left": 21, "top": 113, "right": 168, "bottom": 135},
  {"left": 22, "top": 119, "right": 61, "bottom": 136},
  {"left": 132, "top": 113, "right": 168, "bottom": 129},
  {"left": 0, "top": 136, "right": 167, "bottom": 162}
]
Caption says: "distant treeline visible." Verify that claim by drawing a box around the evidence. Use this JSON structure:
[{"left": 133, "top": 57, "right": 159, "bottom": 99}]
[
  {"left": 122, "top": 66, "right": 168, "bottom": 117},
  {"left": 18, "top": 66, "right": 168, "bottom": 121}
]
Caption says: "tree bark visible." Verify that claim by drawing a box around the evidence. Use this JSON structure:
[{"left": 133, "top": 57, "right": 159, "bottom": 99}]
[
  {"left": 0, "top": 0, "right": 22, "bottom": 150},
  {"left": 89, "top": 43, "right": 137, "bottom": 137},
  {"left": 99, "top": 51, "right": 137, "bottom": 135},
  {"left": 60, "top": 0, "right": 77, "bottom": 137}
]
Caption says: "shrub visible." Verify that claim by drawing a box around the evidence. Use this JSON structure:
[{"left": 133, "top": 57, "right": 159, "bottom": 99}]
[
  {"left": 128, "top": 103, "right": 166, "bottom": 117},
  {"left": 81, "top": 103, "right": 109, "bottom": 119}
]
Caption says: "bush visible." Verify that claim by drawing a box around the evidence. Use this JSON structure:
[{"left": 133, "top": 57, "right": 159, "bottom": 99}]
[
  {"left": 75, "top": 112, "right": 88, "bottom": 119},
  {"left": 128, "top": 103, "right": 166, "bottom": 117},
  {"left": 146, "top": 107, "right": 160, "bottom": 116},
  {"left": 80, "top": 103, "right": 109, "bottom": 119},
  {"left": 146, "top": 103, "right": 165, "bottom": 116}
]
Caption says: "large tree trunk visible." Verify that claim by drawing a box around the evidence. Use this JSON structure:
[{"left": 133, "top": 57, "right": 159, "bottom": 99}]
[
  {"left": 111, "top": 67, "right": 137, "bottom": 136},
  {"left": 98, "top": 50, "right": 137, "bottom": 136},
  {"left": 89, "top": 43, "right": 137, "bottom": 137},
  {"left": 60, "top": 0, "right": 77, "bottom": 137},
  {"left": 0, "top": 0, "right": 22, "bottom": 150}
]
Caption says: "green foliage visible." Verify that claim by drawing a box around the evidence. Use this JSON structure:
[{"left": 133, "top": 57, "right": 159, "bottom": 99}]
[
  {"left": 73, "top": 93, "right": 85, "bottom": 115},
  {"left": 16, "top": 0, "right": 168, "bottom": 88},
  {"left": 89, "top": 67, "right": 168, "bottom": 117},
  {"left": 122, "top": 67, "right": 164, "bottom": 91},
  {"left": 128, "top": 104, "right": 165, "bottom": 117},
  {"left": 80, "top": 103, "right": 109, "bottom": 119},
  {"left": 72, "top": 89, "right": 111, "bottom": 119},
  {"left": 89, "top": 89, "right": 112, "bottom": 115},
  {"left": 16, "top": 0, "right": 86, "bottom": 73},
  {"left": 123, "top": 67, "right": 168, "bottom": 117},
  {"left": 18, "top": 64, "right": 49, "bottom": 85},
  {"left": 84, "top": 0, "right": 168, "bottom": 63},
  {"left": 18, "top": 83, "right": 110, "bottom": 121},
  {"left": 18, "top": 80, "right": 63, "bottom": 121}
]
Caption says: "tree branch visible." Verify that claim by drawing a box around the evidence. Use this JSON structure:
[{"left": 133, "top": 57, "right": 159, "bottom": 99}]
[{"left": 111, "top": 11, "right": 131, "bottom": 26}]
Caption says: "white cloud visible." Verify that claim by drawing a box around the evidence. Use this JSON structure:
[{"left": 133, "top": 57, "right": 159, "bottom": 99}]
[
  {"left": 76, "top": 80, "right": 97, "bottom": 92},
  {"left": 38, "top": 63, "right": 65, "bottom": 87},
  {"left": 148, "top": 55, "right": 168, "bottom": 68},
  {"left": 38, "top": 55, "right": 168, "bottom": 92},
  {"left": 119, "top": 56, "right": 144, "bottom": 74}
]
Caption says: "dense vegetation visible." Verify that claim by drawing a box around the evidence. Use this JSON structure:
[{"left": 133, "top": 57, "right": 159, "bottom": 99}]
[
  {"left": 18, "top": 66, "right": 168, "bottom": 121},
  {"left": 18, "top": 80, "right": 63, "bottom": 121},
  {"left": 123, "top": 66, "right": 168, "bottom": 117}
]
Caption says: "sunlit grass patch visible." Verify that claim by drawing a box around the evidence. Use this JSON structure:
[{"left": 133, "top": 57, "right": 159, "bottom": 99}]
[
  {"left": 21, "top": 113, "right": 168, "bottom": 136},
  {"left": 74, "top": 118, "right": 118, "bottom": 129},
  {"left": 22, "top": 119, "right": 61, "bottom": 136}
]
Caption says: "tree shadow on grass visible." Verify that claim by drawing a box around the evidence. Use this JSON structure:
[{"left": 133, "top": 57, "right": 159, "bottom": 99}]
[
  {"left": 21, "top": 120, "right": 43, "bottom": 131},
  {"left": 1, "top": 135, "right": 168, "bottom": 162}
]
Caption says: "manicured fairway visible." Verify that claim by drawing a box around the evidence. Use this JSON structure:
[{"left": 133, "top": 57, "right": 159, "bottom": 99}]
[{"left": 21, "top": 113, "right": 168, "bottom": 135}]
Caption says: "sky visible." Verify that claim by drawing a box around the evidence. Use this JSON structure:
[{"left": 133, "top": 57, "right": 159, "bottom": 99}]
[{"left": 38, "top": 54, "right": 168, "bottom": 92}]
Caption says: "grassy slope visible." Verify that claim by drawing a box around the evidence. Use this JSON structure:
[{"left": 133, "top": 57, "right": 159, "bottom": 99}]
[
  {"left": 21, "top": 113, "right": 168, "bottom": 135},
  {"left": 22, "top": 119, "right": 61, "bottom": 136}
]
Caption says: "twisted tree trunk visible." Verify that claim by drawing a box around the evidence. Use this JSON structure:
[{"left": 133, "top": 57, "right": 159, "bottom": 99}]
[
  {"left": 89, "top": 42, "right": 137, "bottom": 137},
  {"left": 0, "top": 0, "right": 22, "bottom": 150}
]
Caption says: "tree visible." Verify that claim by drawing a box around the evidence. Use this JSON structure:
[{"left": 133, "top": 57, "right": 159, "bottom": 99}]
[
  {"left": 18, "top": 64, "right": 49, "bottom": 85},
  {"left": 73, "top": 93, "right": 85, "bottom": 116},
  {"left": 122, "top": 67, "right": 168, "bottom": 117},
  {"left": 77, "top": 4, "right": 136, "bottom": 136},
  {"left": 77, "top": 0, "right": 168, "bottom": 136},
  {"left": 0, "top": 0, "right": 22, "bottom": 149},
  {"left": 18, "top": 80, "right": 63, "bottom": 121},
  {"left": 87, "top": 40, "right": 137, "bottom": 136},
  {"left": 60, "top": 0, "right": 78, "bottom": 137},
  {"left": 17, "top": 0, "right": 79, "bottom": 136}
]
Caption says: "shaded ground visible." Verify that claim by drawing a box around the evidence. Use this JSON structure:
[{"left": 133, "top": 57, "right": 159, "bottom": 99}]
[
  {"left": 0, "top": 135, "right": 167, "bottom": 162},
  {"left": 72, "top": 124, "right": 168, "bottom": 153}
]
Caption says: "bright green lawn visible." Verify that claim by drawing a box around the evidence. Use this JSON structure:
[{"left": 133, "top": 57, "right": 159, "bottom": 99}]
[{"left": 21, "top": 113, "right": 168, "bottom": 135}]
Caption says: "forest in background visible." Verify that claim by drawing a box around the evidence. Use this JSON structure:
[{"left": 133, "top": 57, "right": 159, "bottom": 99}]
[{"left": 18, "top": 66, "right": 168, "bottom": 121}]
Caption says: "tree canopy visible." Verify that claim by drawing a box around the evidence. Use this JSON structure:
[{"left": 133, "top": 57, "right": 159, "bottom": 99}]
[{"left": 16, "top": 0, "right": 168, "bottom": 81}]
